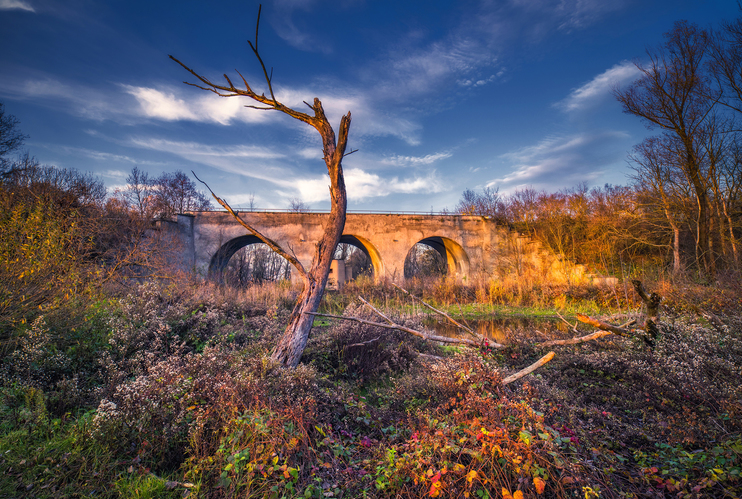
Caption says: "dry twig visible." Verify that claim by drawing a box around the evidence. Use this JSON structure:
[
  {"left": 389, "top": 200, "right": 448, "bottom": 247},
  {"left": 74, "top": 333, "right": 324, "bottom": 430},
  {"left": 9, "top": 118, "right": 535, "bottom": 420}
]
[
  {"left": 391, "top": 283, "right": 485, "bottom": 342},
  {"left": 303, "top": 311, "right": 483, "bottom": 347}
]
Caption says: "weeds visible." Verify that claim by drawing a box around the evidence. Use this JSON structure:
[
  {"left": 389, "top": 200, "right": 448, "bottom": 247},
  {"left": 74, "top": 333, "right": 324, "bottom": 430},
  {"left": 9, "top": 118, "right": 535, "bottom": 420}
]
[{"left": 1, "top": 279, "right": 742, "bottom": 497}]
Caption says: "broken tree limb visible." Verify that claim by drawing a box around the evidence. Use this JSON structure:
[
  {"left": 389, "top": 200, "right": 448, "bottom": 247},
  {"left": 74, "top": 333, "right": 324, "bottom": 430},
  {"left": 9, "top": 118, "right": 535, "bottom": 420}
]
[
  {"left": 556, "top": 311, "right": 580, "bottom": 333},
  {"left": 537, "top": 331, "right": 612, "bottom": 347},
  {"left": 576, "top": 314, "right": 632, "bottom": 337},
  {"left": 502, "top": 351, "right": 556, "bottom": 385},
  {"left": 577, "top": 313, "right": 655, "bottom": 347},
  {"left": 193, "top": 172, "right": 309, "bottom": 282},
  {"left": 303, "top": 312, "right": 484, "bottom": 347},
  {"left": 344, "top": 336, "right": 380, "bottom": 349},
  {"left": 631, "top": 280, "right": 661, "bottom": 340},
  {"left": 358, "top": 296, "right": 395, "bottom": 325},
  {"left": 360, "top": 295, "right": 503, "bottom": 349},
  {"left": 391, "top": 283, "right": 484, "bottom": 342}
]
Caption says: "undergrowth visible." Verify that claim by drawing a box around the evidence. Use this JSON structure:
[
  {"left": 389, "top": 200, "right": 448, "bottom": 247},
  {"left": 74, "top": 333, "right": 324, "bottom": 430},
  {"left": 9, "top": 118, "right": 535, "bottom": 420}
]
[{"left": 1, "top": 279, "right": 741, "bottom": 498}]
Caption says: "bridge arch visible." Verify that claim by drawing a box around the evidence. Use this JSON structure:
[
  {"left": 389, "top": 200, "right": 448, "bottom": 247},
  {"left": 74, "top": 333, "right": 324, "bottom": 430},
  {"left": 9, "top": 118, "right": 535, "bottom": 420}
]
[
  {"left": 207, "top": 234, "right": 293, "bottom": 282},
  {"left": 407, "top": 236, "right": 470, "bottom": 280},
  {"left": 338, "top": 234, "right": 384, "bottom": 280}
]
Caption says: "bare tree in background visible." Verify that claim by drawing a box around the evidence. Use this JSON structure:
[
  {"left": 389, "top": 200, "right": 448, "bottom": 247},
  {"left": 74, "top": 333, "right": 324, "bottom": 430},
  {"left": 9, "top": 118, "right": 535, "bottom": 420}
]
[
  {"left": 614, "top": 21, "right": 719, "bottom": 275},
  {"left": 629, "top": 135, "right": 691, "bottom": 274},
  {"left": 171, "top": 6, "right": 352, "bottom": 368},
  {"left": 0, "top": 103, "right": 28, "bottom": 175},
  {"left": 122, "top": 168, "right": 212, "bottom": 220},
  {"left": 287, "top": 198, "right": 310, "bottom": 213},
  {"left": 155, "top": 170, "right": 212, "bottom": 219},
  {"left": 123, "top": 167, "right": 155, "bottom": 218}
]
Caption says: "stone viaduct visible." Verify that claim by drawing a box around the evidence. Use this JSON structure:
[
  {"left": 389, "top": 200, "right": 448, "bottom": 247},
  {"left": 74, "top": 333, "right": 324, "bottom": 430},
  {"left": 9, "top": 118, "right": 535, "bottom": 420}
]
[{"left": 171, "top": 211, "right": 582, "bottom": 284}]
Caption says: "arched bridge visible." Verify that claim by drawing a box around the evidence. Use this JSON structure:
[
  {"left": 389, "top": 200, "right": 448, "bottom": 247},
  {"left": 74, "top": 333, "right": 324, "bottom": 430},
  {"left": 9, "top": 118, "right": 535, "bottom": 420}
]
[{"left": 172, "top": 211, "right": 574, "bottom": 283}]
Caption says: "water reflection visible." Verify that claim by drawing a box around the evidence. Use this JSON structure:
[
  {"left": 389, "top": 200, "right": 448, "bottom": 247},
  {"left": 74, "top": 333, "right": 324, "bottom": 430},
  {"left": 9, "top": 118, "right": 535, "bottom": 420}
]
[{"left": 422, "top": 316, "right": 567, "bottom": 345}]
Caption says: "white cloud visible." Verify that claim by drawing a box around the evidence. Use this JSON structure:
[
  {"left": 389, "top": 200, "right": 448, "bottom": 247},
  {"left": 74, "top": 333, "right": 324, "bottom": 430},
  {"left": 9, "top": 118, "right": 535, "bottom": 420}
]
[
  {"left": 381, "top": 151, "right": 453, "bottom": 167},
  {"left": 283, "top": 167, "right": 444, "bottom": 203},
  {"left": 124, "top": 87, "right": 198, "bottom": 121},
  {"left": 555, "top": 61, "right": 640, "bottom": 112},
  {"left": 123, "top": 85, "right": 273, "bottom": 125},
  {"left": 103, "top": 169, "right": 128, "bottom": 179},
  {"left": 370, "top": 35, "right": 499, "bottom": 101},
  {"left": 128, "top": 135, "right": 443, "bottom": 204},
  {"left": 0, "top": 0, "right": 34, "bottom": 11},
  {"left": 128, "top": 137, "right": 290, "bottom": 182},
  {"left": 490, "top": 131, "right": 630, "bottom": 192}
]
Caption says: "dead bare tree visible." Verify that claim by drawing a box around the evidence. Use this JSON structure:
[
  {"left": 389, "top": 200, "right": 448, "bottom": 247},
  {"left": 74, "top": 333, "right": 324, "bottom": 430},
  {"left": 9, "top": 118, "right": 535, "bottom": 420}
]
[{"left": 170, "top": 6, "right": 352, "bottom": 368}]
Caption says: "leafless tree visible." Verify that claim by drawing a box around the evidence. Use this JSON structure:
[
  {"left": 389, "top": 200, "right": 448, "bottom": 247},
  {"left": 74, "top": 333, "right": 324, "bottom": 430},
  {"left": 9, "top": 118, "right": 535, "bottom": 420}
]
[
  {"left": 709, "top": 15, "right": 742, "bottom": 116},
  {"left": 614, "top": 21, "right": 720, "bottom": 274},
  {"left": 123, "top": 167, "right": 156, "bottom": 218},
  {"left": 154, "top": 170, "right": 212, "bottom": 219},
  {"left": 0, "top": 102, "right": 27, "bottom": 174},
  {"left": 170, "top": 6, "right": 352, "bottom": 367},
  {"left": 629, "top": 135, "right": 692, "bottom": 274},
  {"left": 287, "top": 198, "right": 310, "bottom": 213}
]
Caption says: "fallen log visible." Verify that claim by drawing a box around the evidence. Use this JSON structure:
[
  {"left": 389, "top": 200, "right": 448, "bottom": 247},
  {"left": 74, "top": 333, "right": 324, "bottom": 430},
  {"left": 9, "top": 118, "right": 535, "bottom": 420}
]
[
  {"left": 502, "top": 351, "right": 556, "bottom": 385},
  {"left": 360, "top": 295, "right": 505, "bottom": 348},
  {"left": 303, "top": 311, "right": 483, "bottom": 347},
  {"left": 537, "top": 331, "right": 612, "bottom": 347},
  {"left": 577, "top": 313, "right": 655, "bottom": 347},
  {"left": 576, "top": 314, "right": 632, "bottom": 337}
]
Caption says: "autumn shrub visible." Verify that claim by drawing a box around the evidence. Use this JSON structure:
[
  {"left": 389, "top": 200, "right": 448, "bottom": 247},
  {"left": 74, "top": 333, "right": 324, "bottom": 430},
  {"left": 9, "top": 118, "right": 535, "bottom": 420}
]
[
  {"left": 0, "top": 199, "right": 94, "bottom": 336},
  {"left": 362, "top": 352, "right": 589, "bottom": 498}
]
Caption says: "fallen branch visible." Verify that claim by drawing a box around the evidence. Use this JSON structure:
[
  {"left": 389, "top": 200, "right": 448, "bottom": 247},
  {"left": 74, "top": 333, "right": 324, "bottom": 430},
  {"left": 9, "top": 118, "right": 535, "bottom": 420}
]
[
  {"left": 303, "top": 312, "right": 483, "bottom": 346},
  {"left": 358, "top": 296, "right": 395, "bottom": 325},
  {"left": 576, "top": 314, "right": 632, "bottom": 337},
  {"left": 360, "top": 295, "right": 505, "bottom": 348},
  {"left": 577, "top": 313, "right": 655, "bottom": 347},
  {"left": 502, "top": 351, "right": 556, "bottom": 385},
  {"left": 391, "top": 283, "right": 484, "bottom": 342},
  {"left": 345, "top": 336, "right": 380, "bottom": 349},
  {"left": 537, "top": 331, "right": 612, "bottom": 347}
]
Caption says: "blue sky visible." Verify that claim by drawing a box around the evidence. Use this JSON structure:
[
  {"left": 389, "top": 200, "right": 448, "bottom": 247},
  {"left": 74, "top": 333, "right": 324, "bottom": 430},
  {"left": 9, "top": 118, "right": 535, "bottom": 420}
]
[{"left": 0, "top": 0, "right": 736, "bottom": 211}]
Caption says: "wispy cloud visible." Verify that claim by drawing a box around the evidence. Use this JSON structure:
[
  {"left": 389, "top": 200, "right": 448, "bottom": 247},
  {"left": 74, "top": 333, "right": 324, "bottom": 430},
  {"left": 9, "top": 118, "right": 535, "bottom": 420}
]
[
  {"left": 1, "top": 72, "right": 421, "bottom": 143},
  {"left": 128, "top": 135, "right": 442, "bottom": 204},
  {"left": 281, "top": 167, "right": 444, "bottom": 203},
  {"left": 500, "top": 0, "right": 627, "bottom": 34},
  {"left": 123, "top": 85, "right": 273, "bottom": 125},
  {"left": 0, "top": 0, "right": 34, "bottom": 11},
  {"left": 555, "top": 61, "right": 640, "bottom": 112},
  {"left": 489, "top": 131, "right": 630, "bottom": 192},
  {"left": 265, "top": 0, "right": 336, "bottom": 54},
  {"left": 45, "top": 145, "right": 168, "bottom": 166},
  {"left": 381, "top": 151, "right": 453, "bottom": 167}
]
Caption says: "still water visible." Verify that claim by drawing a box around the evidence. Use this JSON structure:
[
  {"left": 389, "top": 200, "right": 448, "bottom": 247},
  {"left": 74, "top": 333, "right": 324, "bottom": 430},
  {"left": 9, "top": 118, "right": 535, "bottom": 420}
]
[{"left": 422, "top": 315, "right": 568, "bottom": 345}]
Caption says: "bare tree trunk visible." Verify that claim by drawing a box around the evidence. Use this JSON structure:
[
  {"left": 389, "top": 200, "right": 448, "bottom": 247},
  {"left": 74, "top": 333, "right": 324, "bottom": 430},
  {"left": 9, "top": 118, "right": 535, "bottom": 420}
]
[
  {"left": 673, "top": 226, "right": 682, "bottom": 275},
  {"left": 723, "top": 202, "right": 740, "bottom": 267},
  {"left": 172, "top": 7, "right": 353, "bottom": 368},
  {"left": 273, "top": 172, "right": 347, "bottom": 366}
]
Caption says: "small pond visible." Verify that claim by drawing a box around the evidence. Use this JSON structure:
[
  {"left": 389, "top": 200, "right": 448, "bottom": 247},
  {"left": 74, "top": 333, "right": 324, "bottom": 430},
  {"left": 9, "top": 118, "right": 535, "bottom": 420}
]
[{"left": 423, "top": 315, "right": 570, "bottom": 345}]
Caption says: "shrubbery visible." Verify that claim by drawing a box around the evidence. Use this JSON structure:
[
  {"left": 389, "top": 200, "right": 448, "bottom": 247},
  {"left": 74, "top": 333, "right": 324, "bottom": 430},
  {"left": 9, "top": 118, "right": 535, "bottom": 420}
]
[{"left": 1, "top": 279, "right": 741, "bottom": 498}]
